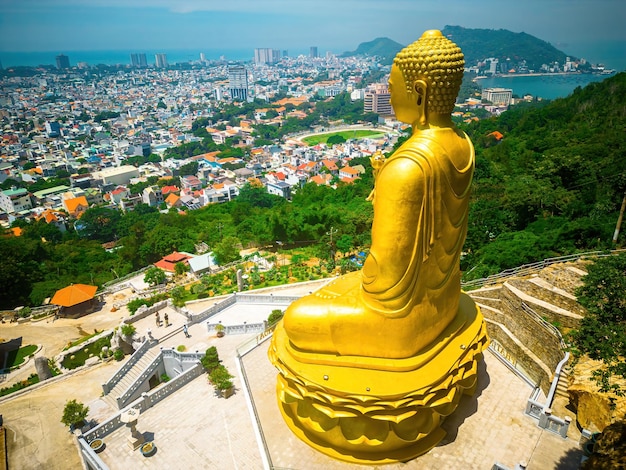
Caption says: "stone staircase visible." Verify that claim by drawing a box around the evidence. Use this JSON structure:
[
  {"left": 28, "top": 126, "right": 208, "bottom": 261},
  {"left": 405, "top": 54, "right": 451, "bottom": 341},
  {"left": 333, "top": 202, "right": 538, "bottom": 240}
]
[
  {"left": 468, "top": 261, "right": 587, "bottom": 394},
  {"left": 555, "top": 363, "right": 572, "bottom": 400},
  {"left": 103, "top": 348, "right": 160, "bottom": 410}
]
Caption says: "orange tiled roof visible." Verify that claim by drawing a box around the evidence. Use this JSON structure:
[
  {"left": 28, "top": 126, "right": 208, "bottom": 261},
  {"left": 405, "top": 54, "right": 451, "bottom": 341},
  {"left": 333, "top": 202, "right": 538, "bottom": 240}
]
[
  {"left": 51, "top": 284, "right": 97, "bottom": 307},
  {"left": 165, "top": 193, "right": 180, "bottom": 206},
  {"left": 64, "top": 196, "right": 88, "bottom": 214}
]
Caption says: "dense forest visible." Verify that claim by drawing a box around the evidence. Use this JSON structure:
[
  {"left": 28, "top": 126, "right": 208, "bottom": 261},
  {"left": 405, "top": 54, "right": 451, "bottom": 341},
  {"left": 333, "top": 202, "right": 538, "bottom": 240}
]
[
  {"left": 339, "top": 27, "right": 576, "bottom": 70},
  {"left": 1, "top": 73, "right": 624, "bottom": 309}
]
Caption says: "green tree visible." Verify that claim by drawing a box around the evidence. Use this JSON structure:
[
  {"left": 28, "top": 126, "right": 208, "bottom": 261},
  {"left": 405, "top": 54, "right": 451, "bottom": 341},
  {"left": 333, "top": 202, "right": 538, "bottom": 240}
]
[
  {"left": 213, "top": 236, "right": 241, "bottom": 265},
  {"left": 144, "top": 266, "right": 166, "bottom": 286},
  {"left": 77, "top": 207, "right": 121, "bottom": 242},
  {"left": 567, "top": 253, "right": 626, "bottom": 397},
  {"left": 174, "top": 262, "right": 190, "bottom": 276},
  {"left": 327, "top": 134, "right": 346, "bottom": 145},
  {"left": 200, "top": 346, "right": 220, "bottom": 372},
  {"left": 61, "top": 399, "right": 89, "bottom": 428}
]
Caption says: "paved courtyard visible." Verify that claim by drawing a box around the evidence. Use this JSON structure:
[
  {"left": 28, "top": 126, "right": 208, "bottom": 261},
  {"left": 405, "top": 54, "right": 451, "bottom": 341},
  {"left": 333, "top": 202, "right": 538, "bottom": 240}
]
[{"left": 1, "top": 279, "right": 584, "bottom": 469}]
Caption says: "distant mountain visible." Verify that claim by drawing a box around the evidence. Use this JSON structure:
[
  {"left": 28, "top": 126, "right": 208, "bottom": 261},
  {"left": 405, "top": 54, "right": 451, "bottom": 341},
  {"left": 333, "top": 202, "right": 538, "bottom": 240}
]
[
  {"left": 340, "top": 37, "right": 403, "bottom": 65},
  {"left": 342, "top": 27, "right": 574, "bottom": 72},
  {"left": 442, "top": 25, "right": 572, "bottom": 72}
]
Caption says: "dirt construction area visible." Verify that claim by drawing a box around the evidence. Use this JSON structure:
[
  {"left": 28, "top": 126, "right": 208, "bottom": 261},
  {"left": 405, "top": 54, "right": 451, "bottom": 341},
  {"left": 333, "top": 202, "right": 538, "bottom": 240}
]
[{"left": 0, "top": 287, "right": 142, "bottom": 469}]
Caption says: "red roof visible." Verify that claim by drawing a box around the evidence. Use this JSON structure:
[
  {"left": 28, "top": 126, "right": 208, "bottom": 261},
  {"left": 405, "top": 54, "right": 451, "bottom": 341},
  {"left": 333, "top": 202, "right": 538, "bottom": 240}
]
[{"left": 154, "top": 251, "right": 192, "bottom": 272}]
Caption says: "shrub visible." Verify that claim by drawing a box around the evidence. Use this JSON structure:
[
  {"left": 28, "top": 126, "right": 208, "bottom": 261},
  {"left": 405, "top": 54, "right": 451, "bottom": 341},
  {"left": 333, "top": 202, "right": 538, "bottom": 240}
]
[
  {"left": 209, "top": 365, "right": 234, "bottom": 391},
  {"left": 0, "top": 373, "right": 39, "bottom": 397},
  {"left": 177, "top": 345, "right": 186, "bottom": 352},
  {"left": 113, "top": 348, "right": 124, "bottom": 361},
  {"left": 160, "top": 373, "right": 170, "bottom": 383},
  {"left": 61, "top": 399, "right": 89, "bottom": 428},
  {"left": 201, "top": 346, "right": 220, "bottom": 372},
  {"left": 120, "top": 324, "right": 136, "bottom": 337},
  {"left": 267, "top": 309, "right": 284, "bottom": 326}
]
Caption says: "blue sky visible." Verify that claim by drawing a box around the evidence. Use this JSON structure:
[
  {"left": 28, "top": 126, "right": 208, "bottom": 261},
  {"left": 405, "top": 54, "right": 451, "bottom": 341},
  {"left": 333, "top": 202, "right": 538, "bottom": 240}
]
[{"left": 0, "top": 0, "right": 624, "bottom": 53}]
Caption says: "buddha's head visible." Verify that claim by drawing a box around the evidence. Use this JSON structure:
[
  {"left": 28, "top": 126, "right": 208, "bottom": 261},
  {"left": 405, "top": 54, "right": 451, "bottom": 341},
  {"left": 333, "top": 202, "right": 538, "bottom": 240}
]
[{"left": 389, "top": 30, "right": 464, "bottom": 125}]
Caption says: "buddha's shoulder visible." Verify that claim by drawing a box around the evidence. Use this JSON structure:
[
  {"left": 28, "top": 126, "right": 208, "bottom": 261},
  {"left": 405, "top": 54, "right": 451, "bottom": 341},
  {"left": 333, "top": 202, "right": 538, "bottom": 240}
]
[{"left": 390, "top": 130, "right": 471, "bottom": 166}]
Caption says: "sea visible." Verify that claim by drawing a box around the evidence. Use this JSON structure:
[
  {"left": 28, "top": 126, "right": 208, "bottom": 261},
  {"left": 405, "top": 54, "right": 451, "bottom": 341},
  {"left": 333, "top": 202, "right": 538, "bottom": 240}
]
[
  {"left": 0, "top": 40, "right": 623, "bottom": 101},
  {"left": 0, "top": 48, "right": 293, "bottom": 69},
  {"left": 475, "top": 73, "right": 616, "bottom": 101}
]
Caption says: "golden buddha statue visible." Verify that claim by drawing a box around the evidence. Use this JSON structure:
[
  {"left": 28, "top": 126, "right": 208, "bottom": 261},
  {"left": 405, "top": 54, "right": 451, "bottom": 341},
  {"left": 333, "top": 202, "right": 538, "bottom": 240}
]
[{"left": 269, "top": 30, "right": 489, "bottom": 464}]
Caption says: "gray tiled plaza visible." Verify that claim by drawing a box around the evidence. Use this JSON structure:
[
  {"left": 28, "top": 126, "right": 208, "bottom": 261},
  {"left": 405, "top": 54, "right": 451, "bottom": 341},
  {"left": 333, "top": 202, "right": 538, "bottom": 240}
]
[{"left": 90, "top": 286, "right": 582, "bottom": 470}]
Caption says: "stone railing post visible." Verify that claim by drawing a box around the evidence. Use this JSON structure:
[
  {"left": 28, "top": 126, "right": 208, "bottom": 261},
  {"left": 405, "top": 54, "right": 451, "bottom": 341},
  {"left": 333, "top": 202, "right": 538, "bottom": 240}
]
[
  {"left": 538, "top": 408, "right": 551, "bottom": 429},
  {"left": 560, "top": 416, "right": 571, "bottom": 438}
]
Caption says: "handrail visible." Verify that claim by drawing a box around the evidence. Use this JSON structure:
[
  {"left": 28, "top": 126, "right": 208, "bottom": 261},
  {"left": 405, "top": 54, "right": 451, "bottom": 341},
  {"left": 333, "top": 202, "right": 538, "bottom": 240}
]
[
  {"left": 462, "top": 248, "right": 626, "bottom": 290},
  {"left": 544, "top": 352, "right": 570, "bottom": 411}
]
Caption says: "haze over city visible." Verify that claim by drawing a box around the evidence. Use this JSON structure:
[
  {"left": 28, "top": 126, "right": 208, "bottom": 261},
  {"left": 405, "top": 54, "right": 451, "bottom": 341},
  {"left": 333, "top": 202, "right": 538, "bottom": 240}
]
[{"left": 1, "top": 0, "right": 625, "bottom": 54}]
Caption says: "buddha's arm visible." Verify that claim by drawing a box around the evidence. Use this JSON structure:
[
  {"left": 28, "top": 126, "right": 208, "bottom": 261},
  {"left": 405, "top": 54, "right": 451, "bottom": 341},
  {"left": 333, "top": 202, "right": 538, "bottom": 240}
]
[{"left": 361, "top": 154, "right": 428, "bottom": 309}]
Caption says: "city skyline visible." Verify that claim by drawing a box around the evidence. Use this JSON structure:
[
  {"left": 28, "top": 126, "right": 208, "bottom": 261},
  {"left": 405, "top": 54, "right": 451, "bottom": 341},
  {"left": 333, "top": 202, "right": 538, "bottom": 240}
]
[{"left": 1, "top": 0, "right": 624, "bottom": 56}]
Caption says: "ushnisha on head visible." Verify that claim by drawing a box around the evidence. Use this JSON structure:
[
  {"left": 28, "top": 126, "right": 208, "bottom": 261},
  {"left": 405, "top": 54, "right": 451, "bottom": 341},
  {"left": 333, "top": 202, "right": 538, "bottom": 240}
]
[{"left": 393, "top": 30, "right": 464, "bottom": 115}]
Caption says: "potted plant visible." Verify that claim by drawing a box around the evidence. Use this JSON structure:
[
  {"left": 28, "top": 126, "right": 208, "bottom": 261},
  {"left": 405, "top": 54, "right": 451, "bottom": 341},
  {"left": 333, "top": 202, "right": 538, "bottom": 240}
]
[
  {"left": 61, "top": 399, "right": 89, "bottom": 431},
  {"left": 214, "top": 323, "right": 225, "bottom": 338},
  {"left": 140, "top": 441, "right": 157, "bottom": 457},
  {"left": 209, "top": 364, "right": 234, "bottom": 398},
  {"left": 89, "top": 438, "right": 105, "bottom": 453}
]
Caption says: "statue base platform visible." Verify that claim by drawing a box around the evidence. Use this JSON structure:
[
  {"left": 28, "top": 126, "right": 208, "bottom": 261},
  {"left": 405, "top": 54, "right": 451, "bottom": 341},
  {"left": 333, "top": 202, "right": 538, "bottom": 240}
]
[
  {"left": 268, "top": 292, "right": 489, "bottom": 465},
  {"left": 128, "top": 433, "right": 145, "bottom": 451}
]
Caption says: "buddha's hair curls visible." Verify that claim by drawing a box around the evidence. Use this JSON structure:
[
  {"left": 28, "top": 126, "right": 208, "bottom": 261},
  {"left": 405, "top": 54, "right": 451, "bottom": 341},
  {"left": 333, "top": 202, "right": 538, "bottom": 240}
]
[{"left": 393, "top": 30, "right": 464, "bottom": 114}]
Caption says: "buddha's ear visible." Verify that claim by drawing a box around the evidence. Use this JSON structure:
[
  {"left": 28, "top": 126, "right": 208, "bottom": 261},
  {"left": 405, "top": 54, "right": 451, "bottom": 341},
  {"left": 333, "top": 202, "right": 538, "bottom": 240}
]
[{"left": 413, "top": 79, "right": 428, "bottom": 126}]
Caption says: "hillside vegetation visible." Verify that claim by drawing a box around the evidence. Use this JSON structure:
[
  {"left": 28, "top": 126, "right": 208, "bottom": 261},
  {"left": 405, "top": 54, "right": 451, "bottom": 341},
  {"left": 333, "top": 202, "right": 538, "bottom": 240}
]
[
  {"left": 1, "top": 73, "right": 624, "bottom": 309},
  {"left": 442, "top": 25, "right": 573, "bottom": 71},
  {"left": 341, "top": 27, "right": 575, "bottom": 70},
  {"left": 461, "top": 72, "right": 626, "bottom": 278}
]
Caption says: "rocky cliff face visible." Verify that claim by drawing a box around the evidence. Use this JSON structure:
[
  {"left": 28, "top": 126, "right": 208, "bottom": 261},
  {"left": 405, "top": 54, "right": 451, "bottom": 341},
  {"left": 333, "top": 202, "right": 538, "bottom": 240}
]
[{"left": 568, "top": 358, "right": 626, "bottom": 432}]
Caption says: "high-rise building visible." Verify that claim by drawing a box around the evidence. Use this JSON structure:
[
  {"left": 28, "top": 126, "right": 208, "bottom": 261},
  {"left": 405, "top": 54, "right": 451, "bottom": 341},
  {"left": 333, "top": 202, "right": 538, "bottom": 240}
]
[
  {"left": 364, "top": 83, "right": 392, "bottom": 116},
  {"left": 228, "top": 65, "right": 248, "bottom": 101},
  {"left": 155, "top": 53, "right": 168, "bottom": 68},
  {"left": 310, "top": 46, "right": 318, "bottom": 58},
  {"left": 254, "top": 48, "right": 282, "bottom": 65},
  {"left": 56, "top": 54, "right": 70, "bottom": 69},
  {"left": 130, "top": 53, "right": 147, "bottom": 67},
  {"left": 200, "top": 52, "right": 206, "bottom": 63}
]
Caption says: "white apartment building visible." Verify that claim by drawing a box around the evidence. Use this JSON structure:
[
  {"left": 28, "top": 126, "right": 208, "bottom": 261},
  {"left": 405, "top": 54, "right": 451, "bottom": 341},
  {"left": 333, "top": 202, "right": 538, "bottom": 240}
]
[
  {"left": 0, "top": 188, "right": 33, "bottom": 214},
  {"left": 481, "top": 88, "right": 513, "bottom": 107}
]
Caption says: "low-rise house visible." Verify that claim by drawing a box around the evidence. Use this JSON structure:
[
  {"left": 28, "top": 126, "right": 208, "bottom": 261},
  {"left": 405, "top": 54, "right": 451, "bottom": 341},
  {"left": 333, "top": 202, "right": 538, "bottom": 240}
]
[
  {"left": 339, "top": 165, "right": 361, "bottom": 182},
  {"left": 309, "top": 173, "right": 333, "bottom": 186},
  {"left": 267, "top": 181, "right": 292, "bottom": 199},
  {"left": 120, "top": 193, "right": 143, "bottom": 211},
  {"left": 142, "top": 186, "right": 164, "bottom": 207},
  {"left": 36, "top": 209, "right": 67, "bottom": 232},
  {"left": 0, "top": 187, "right": 33, "bottom": 214},
  {"left": 154, "top": 251, "right": 193, "bottom": 272},
  {"left": 109, "top": 186, "right": 129, "bottom": 205},
  {"left": 165, "top": 192, "right": 181, "bottom": 209},
  {"left": 63, "top": 195, "right": 89, "bottom": 218},
  {"left": 181, "top": 175, "right": 203, "bottom": 191}
]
